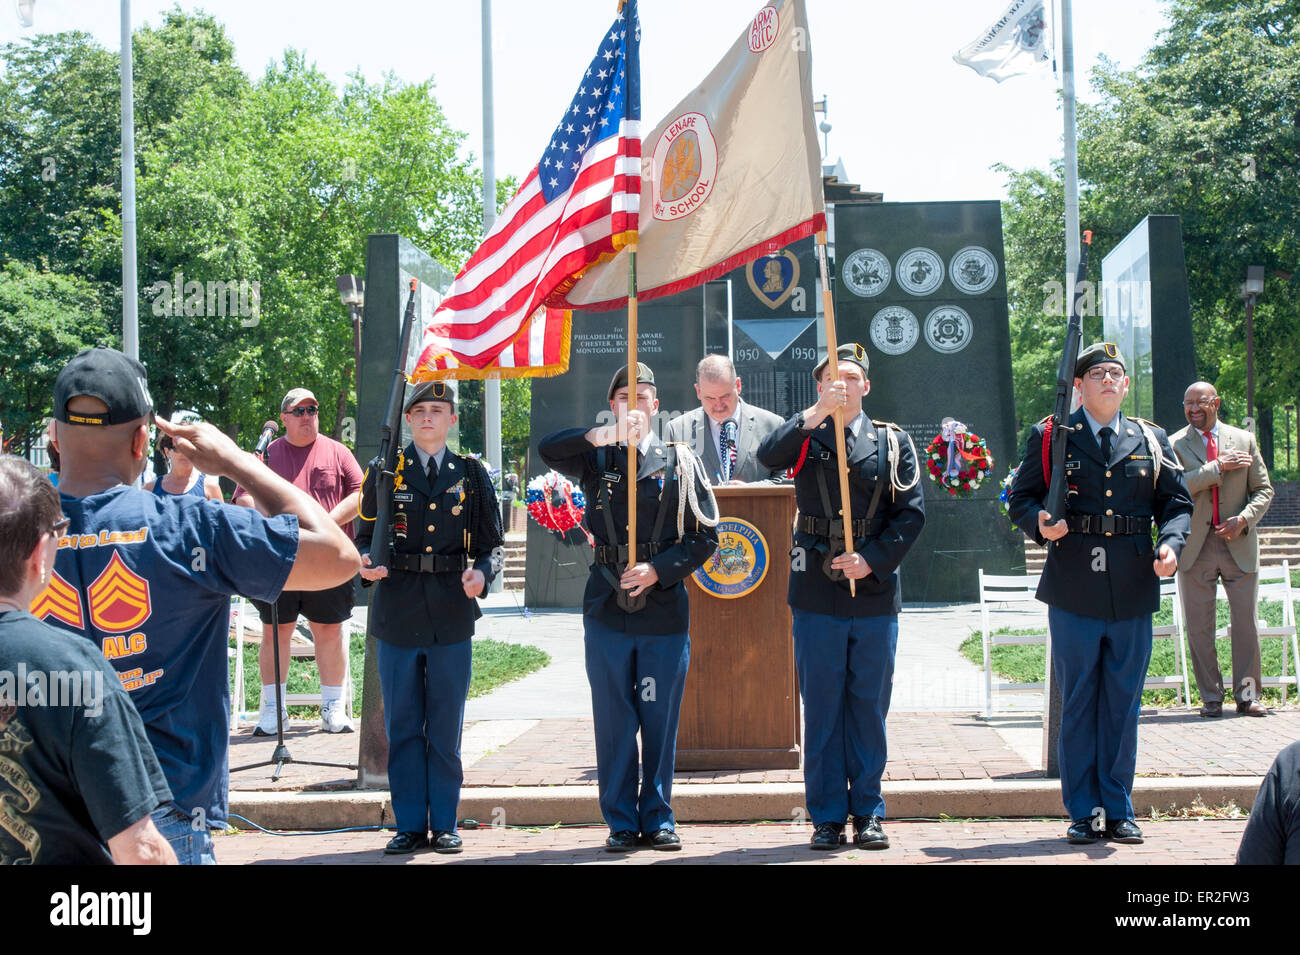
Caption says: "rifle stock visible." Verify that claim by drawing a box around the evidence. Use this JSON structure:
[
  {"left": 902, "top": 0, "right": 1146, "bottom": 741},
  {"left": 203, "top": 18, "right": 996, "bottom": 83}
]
[
  {"left": 1043, "top": 230, "right": 1093, "bottom": 522},
  {"left": 368, "top": 278, "right": 420, "bottom": 570}
]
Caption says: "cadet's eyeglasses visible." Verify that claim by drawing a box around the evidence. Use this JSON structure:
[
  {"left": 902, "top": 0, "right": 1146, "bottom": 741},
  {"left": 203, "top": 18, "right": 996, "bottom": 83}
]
[
  {"left": 50, "top": 517, "right": 70, "bottom": 535},
  {"left": 289, "top": 405, "right": 319, "bottom": 417},
  {"left": 1085, "top": 366, "right": 1124, "bottom": 382},
  {"left": 1182, "top": 397, "right": 1217, "bottom": 409}
]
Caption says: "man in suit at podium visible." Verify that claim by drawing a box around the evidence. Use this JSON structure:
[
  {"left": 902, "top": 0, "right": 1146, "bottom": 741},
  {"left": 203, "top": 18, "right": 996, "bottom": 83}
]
[
  {"left": 1170, "top": 381, "right": 1274, "bottom": 718},
  {"left": 664, "top": 355, "right": 785, "bottom": 485}
]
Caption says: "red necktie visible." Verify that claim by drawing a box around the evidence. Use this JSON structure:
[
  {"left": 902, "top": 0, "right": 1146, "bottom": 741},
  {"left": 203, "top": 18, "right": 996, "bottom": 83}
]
[{"left": 1204, "top": 431, "right": 1220, "bottom": 524}]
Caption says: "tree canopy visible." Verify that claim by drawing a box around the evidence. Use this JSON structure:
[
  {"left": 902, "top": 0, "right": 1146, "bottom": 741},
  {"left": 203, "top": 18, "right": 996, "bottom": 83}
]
[
  {"left": 1001, "top": 0, "right": 1299, "bottom": 462},
  {"left": 0, "top": 9, "right": 523, "bottom": 463}
]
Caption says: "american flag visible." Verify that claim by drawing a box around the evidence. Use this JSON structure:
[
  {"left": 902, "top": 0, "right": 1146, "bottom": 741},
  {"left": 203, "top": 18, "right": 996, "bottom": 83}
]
[{"left": 410, "top": 1, "right": 640, "bottom": 380}]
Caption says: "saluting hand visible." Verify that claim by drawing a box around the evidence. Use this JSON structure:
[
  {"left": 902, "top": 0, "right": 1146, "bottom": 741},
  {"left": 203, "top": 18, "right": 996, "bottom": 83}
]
[
  {"left": 1153, "top": 543, "right": 1177, "bottom": 577},
  {"left": 462, "top": 568, "right": 486, "bottom": 598}
]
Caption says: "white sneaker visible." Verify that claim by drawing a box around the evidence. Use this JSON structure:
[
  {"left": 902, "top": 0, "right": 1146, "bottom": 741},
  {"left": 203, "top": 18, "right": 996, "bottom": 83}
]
[
  {"left": 320, "top": 699, "right": 354, "bottom": 734},
  {"left": 252, "top": 702, "right": 288, "bottom": 737}
]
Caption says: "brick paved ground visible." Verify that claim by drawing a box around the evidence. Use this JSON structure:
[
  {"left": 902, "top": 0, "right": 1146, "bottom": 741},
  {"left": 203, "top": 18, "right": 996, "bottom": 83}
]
[
  {"left": 212, "top": 818, "right": 1248, "bottom": 865},
  {"left": 228, "top": 708, "right": 1300, "bottom": 791}
]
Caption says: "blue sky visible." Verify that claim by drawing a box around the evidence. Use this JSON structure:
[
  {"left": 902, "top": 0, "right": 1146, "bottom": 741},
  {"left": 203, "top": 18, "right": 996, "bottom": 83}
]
[{"left": 3, "top": 0, "right": 1169, "bottom": 202}]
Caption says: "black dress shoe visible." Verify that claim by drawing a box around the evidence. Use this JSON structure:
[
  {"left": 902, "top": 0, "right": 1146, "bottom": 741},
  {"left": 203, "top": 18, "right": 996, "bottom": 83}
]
[
  {"left": 645, "top": 829, "right": 682, "bottom": 851},
  {"left": 1106, "top": 819, "right": 1144, "bottom": 844},
  {"left": 810, "top": 822, "right": 846, "bottom": 850},
  {"left": 1066, "top": 819, "right": 1101, "bottom": 844},
  {"left": 384, "top": 831, "right": 429, "bottom": 854},
  {"left": 851, "top": 815, "right": 890, "bottom": 850},
  {"left": 431, "top": 831, "right": 463, "bottom": 854},
  {"left": 1237, "top": 700, "right": 1268, "bottom": 717},
  {"left": 605, "top": 830, "right": 639, "bottom": 852},
  {"left": 1199, "top": 700, "right": 1222, "bottom": 718}
]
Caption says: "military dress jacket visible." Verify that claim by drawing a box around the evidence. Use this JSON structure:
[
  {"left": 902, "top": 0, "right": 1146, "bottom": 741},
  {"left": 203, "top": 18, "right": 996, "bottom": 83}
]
[
  {"left": 538, "top": 428, "right": 718, "bottom": 635},
  {"left": 1008, "top": 409, "right": 1192, "bottom": 621},
  {"left": 757, "top": 412, "right": 925, "bottom": 618},
  {"left": 355, "top": 443, "right": 502, "bottom": 647}
]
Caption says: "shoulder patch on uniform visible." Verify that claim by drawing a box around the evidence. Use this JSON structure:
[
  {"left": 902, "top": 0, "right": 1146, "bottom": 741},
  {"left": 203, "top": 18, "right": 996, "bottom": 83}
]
[{"left": 871, "top": 419, "right": 905, "bottom": 432}]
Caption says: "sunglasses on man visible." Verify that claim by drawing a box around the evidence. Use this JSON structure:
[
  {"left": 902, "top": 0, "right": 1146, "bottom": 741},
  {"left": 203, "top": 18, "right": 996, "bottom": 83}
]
[{"left": 288, "top": 405, "right": 319, "bottom": 417}]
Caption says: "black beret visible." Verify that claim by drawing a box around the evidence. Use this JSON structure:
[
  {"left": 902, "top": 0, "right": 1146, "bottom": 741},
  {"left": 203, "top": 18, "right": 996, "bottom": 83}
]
[
  {"left": 813, "top": 342, "right": 869, "bottom": 380},
  {"left": 405, "top": 380, "right": 456, "bottom": 412},
  {"left": 607, "top": 362, "right": 656, "bottom": 402},
  {"left": 1075, "top": 342, "right": 1126, "bottom": 378}
]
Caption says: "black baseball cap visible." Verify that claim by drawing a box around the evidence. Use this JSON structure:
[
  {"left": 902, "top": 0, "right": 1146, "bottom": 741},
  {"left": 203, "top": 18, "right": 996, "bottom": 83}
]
[
  {"left": 1075, "top": 342, "right": 1126, "bottom": 378},
  {"left": 53, "top": 346, "right": 154, "bottom": 426},
  {"left": 607, "top": 362, "right": 656, "bottom": 402},
  {"left": 405, "top": 380, "right": 456, "bottom": 413},
  {"left": 814, "top": 342, "right": 869, "bottom": 380}
]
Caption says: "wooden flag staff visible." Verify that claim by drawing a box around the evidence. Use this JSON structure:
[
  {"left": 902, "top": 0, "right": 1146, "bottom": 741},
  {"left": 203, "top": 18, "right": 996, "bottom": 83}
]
[{"left": 816, "top": 229, "right": 856, "bottom": 597}]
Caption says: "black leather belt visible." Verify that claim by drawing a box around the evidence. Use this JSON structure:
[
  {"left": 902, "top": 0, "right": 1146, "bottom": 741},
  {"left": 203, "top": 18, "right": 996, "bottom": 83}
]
[
  {"left": 1065, "top": 514, "right": 1152, "bottom": 536},
  {"left": 593, "top": 540, "right": 671, "bottom": 565},
  {"left": 797, "top": 514, "right": 880, "bottom": 538},
  {"left": 389, "top": 553, "right": 469, "bottom": 573}
]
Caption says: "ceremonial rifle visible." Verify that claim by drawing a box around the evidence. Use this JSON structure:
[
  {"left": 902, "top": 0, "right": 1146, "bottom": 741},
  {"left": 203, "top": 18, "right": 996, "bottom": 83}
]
[
  {"left": 1043, "top": 230, "right": 1093, "bottom": 522},
  {"left": 368, "top": 278, "right": 419, "bottom": 571}
]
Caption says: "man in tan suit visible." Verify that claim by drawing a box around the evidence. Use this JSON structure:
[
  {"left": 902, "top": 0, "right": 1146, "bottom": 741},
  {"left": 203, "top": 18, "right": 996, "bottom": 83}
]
[{"left": 1170, "top": 382, "right": 1274, "bottom": 718}]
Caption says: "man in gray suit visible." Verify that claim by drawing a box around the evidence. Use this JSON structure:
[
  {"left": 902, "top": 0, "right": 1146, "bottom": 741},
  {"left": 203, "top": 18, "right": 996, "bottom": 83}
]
[
  {"left": 1170, "top": 381, "right": 1274, "bottom": 718},
  {"left": 664, "top": 355, "right": 785, "bottom": 484}
]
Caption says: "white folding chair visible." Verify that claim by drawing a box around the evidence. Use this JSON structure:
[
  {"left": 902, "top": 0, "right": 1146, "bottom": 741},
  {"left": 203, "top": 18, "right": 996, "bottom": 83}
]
[
  {"left": 1147, "top": 575, "right": 1190, "bottom": 705},
  {"left": 978, "top": 569, "right": 1047, "bottom": 717}
]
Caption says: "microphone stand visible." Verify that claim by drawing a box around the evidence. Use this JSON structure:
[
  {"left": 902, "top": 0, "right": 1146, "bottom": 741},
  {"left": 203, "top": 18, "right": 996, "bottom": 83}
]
[{"left": 230, "top": 425, "right": 357, "bottom": 782}]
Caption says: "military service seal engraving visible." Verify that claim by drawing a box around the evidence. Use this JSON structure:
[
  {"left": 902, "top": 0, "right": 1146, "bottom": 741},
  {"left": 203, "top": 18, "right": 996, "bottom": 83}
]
[
  {"left": 869, "top": 306, "right": 920, "bottom": 356},
  {"left": 924, "top": 305, "right": 973, "bottom": 354},
  {"left": 841, "top": 248, "right": 891, "bottom": 298},
  {"left": 949, "top": 246, "right": 998, "bottom": 294},
  {"left": 896, "top": 248, "right": 944, "bottom": 296}
]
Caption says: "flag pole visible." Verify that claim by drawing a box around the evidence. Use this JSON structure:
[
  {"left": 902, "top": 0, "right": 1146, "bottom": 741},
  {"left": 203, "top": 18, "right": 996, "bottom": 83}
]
[
  {"left": 816, "top": 229, "right": 855, "bottom": 597},
  {"left": 626, "top": 242, "right": 639, "bottom": 576}
]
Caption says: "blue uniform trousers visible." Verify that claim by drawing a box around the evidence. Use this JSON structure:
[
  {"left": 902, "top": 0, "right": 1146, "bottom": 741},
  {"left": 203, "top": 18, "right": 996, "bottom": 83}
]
[
  {"left": 1048, "top": 608, "right": 1152, "bottom": 822},
  {"left": 375, "top": 639, "right": 472, "bottom": 833},
  {"left": 793, "top": 609, "right": 897, "bottom": 824},
  {"left": 584, "top": 619, "right": 690, "bottom": 834}
]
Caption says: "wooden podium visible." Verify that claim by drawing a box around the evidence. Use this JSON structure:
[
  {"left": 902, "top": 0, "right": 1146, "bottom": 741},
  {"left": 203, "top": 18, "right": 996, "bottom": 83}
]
[{"left": 678, "top": 484, "right": 800, "bottom": 770}]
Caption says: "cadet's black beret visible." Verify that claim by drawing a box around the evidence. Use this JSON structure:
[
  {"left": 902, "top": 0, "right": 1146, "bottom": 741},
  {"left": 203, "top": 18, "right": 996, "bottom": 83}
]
[
  {"left": 405, "top": 380, "right": 456, "bottom": 412},
  {"left": 1075, "top": 342, "right": 1126, "bottom": 378},
  {"left": 607, "top": 362, "right": 656, "bottom": 402},
  {"left": 813, "top": 342, "right": 869, "bottom": 380}
]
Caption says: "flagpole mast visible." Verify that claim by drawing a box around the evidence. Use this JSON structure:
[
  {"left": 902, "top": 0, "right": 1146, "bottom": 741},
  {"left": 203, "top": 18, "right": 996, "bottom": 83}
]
[
  {"left": 1061, "top": 0, "right": 1080, "bottom": 301},
  {"left": 816, "top": 229, "right": 856, "bottom": 597},
  {"left": 626, "top": 243, "right": 638, "bottom": 576}
]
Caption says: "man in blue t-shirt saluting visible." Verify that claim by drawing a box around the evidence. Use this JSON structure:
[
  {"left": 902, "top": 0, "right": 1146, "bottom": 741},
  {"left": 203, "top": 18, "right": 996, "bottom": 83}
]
[{"left": 38, "top": 347, "right": 360, "bottom": 863}]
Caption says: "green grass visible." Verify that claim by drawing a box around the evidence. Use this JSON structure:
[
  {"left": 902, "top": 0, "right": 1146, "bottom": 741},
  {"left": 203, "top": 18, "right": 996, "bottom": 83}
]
[
  {"left": 228, "top": 632, "right": 550, "bottom": 717},
  {"left": 961, "top": 597, "right": 1296, "bottom": 706}
]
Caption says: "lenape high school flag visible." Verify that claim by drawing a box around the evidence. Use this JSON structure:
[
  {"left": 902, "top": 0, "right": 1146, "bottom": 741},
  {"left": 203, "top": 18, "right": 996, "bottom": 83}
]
[
  {"left": 411, "top": 1, "right": 641, "bottom": 379},
  {"left": 563, "top": 0, "right": 825, "bottom": 311},
  {"left": 953, "top": 0, "right": 1050, "bottom": 83}
]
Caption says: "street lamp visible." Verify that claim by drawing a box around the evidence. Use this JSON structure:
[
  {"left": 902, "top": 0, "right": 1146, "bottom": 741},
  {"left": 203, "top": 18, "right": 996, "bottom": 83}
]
[
  {"left": 336, "top": 275, "right": 365, "bottom": 441},
  {"left": 1241, "top": 265, "right": 1265, "bottom": 427}
]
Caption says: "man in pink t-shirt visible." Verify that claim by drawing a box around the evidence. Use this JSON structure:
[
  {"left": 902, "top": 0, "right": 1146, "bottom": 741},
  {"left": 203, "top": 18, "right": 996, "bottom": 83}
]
[{"left": 235, "top": 388, "right": 362, "bottom": 734}]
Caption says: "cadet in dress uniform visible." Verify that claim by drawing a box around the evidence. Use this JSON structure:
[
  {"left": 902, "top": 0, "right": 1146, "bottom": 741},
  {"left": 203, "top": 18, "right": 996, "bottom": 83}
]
[
  {"left": 757, "top": 343, "right": 925, "bottom": 851},
  {"left": 356, "top": 381, "right": 503, "bottom": 855},
  {"left": 1008, "top": 343, "right": 1192, "bottom": 846},
  {"left": 538, "top": 363, "right": 718, "bottom": 852}
]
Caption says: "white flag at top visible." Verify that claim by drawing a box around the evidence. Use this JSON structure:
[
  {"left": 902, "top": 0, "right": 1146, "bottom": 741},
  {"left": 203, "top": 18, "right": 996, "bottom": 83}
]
[{"left": 953, "top": 0, "right": 1050, "bottom": 83}]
